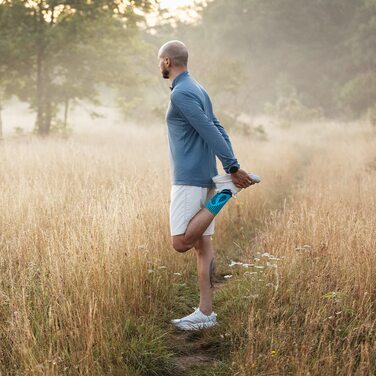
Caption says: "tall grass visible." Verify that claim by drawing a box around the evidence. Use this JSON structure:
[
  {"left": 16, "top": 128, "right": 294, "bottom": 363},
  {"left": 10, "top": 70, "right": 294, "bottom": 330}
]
[
  {"left": 222, "top": 125, "right": 376, "bottom": 375},
  {"left": 0, "top": 123, "right": 374, "bottom": 375}
]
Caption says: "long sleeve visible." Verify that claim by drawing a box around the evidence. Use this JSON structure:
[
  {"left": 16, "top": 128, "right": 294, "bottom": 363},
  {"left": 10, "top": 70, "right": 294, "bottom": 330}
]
[
  {"left": 171, "top": 90, "right": 240, "bottom": 173},
  {"left": 212, "top": 113, "right": 236, "bottom": 157}
]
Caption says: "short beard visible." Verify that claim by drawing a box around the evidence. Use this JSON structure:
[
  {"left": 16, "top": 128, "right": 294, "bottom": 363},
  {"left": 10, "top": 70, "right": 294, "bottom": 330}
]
[{"left": 162, "top": 68, "right": 170, "bottom": 79}]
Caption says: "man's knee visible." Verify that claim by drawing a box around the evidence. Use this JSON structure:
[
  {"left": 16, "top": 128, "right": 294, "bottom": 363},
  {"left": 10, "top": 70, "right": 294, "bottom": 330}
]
[
  {"left": 193, "top": 235, "right": 205, "bottom": 251},
  {"left": 172, "top": 236, "right": 192, "bottom": 253},
  {"left": 194, "top": 235, "right": 211, "bottom": 253}
]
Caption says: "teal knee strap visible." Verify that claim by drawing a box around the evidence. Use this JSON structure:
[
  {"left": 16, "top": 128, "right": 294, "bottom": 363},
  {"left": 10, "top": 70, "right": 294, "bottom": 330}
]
[{"left": 205, "top": 189, "right": 233, "bottom": 215}]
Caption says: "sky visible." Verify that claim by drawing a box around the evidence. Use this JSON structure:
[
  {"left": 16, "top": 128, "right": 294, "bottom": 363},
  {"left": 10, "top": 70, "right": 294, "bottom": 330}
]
[
  {"left": 159, "top": 0, "right": 197, "bottom": 10},
  {"left": 145, "top": 0, "right": 207, "bottom": 28}
]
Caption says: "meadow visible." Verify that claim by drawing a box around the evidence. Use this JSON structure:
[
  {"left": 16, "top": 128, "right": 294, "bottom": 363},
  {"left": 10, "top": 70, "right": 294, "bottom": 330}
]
[{"left": 0, "top": 122, "right": 375, "bottom": 375}]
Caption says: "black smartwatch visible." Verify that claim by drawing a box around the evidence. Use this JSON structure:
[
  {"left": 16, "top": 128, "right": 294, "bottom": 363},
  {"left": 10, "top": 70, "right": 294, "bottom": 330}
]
[{"left": 229, "top": 165, "right": 239, "bottom": 174}]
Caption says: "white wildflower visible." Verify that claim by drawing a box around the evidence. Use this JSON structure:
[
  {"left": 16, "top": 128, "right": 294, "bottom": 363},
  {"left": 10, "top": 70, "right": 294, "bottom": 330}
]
[
  {"left": 266, "top": 262, "right": 278, "bottom": 268},
  {"left": 295, "top": 245, "right": 312, "bottom": 252},
  {"left": 229, "top": 260, "right": 243, "bottom": 267}
]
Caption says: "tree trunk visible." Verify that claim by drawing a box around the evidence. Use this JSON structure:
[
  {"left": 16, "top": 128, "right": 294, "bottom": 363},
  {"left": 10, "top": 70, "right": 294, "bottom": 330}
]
[
  {"left": 0, "top": 102, "right": 3, "bottom": 140},
  {"left": 35, "top": 42, "right": 46, "bottom": 135},
  {"left": 34, "top": 1, "right": 52, "bottom": 136},
  {"left": 64, "top": 97, "right": 69, "bottom": 129},
  {"left": 45, "top": 94, "right": 52, "bottom": 133}
]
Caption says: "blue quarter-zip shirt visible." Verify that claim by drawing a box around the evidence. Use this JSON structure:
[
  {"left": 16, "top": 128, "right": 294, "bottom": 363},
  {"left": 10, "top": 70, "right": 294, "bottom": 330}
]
[{"left": 165, "top": 70, "right": 240, "bottom": 188}]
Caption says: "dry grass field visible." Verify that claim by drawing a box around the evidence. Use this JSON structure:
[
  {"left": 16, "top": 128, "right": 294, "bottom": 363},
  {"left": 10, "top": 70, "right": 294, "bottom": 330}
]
[{"left": 0, "top": 122, "right": 375, "bottom": 375}]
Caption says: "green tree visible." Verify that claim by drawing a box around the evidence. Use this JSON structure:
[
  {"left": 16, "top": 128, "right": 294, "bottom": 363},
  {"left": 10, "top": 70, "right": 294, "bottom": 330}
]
[
  {"left": 339, "top": 0, "right": 376, "bottom": 117},
  {"left": 159, "top": 0, "right": 374, "bottom": 119},
  {"left": 0, "top": 0, "right": 155, "bottom": 135}
]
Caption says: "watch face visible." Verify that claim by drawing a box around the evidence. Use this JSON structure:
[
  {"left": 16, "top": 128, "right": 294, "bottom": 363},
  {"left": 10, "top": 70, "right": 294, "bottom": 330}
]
[{"left": 230, "top": 166, "right": 239, "bottom": 173}]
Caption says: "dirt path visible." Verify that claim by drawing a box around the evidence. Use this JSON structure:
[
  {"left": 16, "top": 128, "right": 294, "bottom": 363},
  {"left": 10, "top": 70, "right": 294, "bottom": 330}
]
[
  {"left": 167, "top": 275, "right": 230, "bottom": 375},
  {"left": 166, "top": 147, "right": 317, "bottom": 375}
]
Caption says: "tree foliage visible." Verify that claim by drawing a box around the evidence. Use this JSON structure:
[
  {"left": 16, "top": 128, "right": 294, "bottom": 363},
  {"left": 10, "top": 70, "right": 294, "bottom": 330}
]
[
  {"left": 0, "top": 0, "right": 155, "bottom": 135},
  {"left": 159, "top": 0, "right": 376, "bottom": 120}
]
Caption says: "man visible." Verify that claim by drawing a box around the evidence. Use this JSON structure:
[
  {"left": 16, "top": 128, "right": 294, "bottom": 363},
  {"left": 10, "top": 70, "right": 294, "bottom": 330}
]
[{"left": 158, "top": 40, "right": 260, "bottom": 331}]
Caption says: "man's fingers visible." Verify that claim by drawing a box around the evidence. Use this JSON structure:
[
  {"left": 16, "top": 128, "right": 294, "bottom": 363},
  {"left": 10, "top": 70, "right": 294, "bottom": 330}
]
[
  {"left": 244, "top": 178, "right": 252, "bottom": 185},
  {"left": 240, "top": 179, "right": 253, "bottom": 188},
  {"left": 233, "top": 175, "right": 255, "bottom": 189},
  {"left": 240, "top": 173, "right": 252, "bottom": 185}
]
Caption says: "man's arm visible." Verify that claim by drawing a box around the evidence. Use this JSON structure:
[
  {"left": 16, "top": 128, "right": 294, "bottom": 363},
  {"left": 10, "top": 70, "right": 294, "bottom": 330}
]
[
  {"left": 212, "top": 113, "right": 236, "bottom": 158},
  {"left": 171, "top": 90, "right": 240, "bottom": 173}
]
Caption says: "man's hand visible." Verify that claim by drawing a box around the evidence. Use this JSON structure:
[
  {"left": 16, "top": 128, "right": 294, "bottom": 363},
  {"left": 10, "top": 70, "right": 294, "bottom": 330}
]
[{"left": 231, "top": 169, "right": 254, "bottom": 189}]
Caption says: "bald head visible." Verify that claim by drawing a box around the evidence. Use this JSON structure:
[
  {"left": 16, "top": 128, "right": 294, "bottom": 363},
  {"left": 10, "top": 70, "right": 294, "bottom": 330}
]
[{"left": 158, "top": 40, "right": 188, "bottom": 67}]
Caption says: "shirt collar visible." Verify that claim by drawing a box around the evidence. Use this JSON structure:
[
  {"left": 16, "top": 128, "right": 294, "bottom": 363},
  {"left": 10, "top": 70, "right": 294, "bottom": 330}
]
[{"left": 170, "top": 70, "right": 189, "bottom": 91}]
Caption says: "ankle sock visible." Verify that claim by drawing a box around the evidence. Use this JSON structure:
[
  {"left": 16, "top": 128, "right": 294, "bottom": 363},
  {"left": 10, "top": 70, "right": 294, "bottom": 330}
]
[
  {"left": 199, "top": 308, "right": 213, "bottom": 317},
  {"left": 205, "top": 189, "right": 233, "bottom": 216}
]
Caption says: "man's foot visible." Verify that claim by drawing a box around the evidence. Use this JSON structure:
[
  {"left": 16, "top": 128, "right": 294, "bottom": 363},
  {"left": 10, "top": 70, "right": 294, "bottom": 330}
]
[
  {"left": 171, "top": 307, "right": 217, "bottom": 331},
  {"left": 212, "top": 172, "right": 261, "bottom": 196}
]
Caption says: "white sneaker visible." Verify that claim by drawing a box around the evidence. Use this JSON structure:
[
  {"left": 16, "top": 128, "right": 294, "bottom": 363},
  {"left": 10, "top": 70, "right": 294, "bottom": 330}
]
[
  {"left": 171, "top": 307, "right": 217, "bottom": 331},
  {"left": 212, "top": 172, "right": 261, "bottom": 196}
]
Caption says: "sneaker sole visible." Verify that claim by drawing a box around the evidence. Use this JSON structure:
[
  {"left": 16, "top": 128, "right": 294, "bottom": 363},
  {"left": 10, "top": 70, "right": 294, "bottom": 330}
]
[
  {"left": 173, "top": 321, "right": 217, "bottom": 331},
  {"left": 212, "top": 172, "right": 261, "bottom": 184},
  {"left": 212, "top": 173, "right": 261, "bottom": 197}
]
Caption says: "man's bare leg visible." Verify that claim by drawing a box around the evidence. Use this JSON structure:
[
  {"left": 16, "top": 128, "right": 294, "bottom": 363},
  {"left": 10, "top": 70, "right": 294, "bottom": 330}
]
[
  {"left": 172, "top": 170, "right": 254, "bottom": 253},
  {"left": 194, "top": 235, "right": 215, "bottom": 315},
  {"left": 172, "top": 185, "right": 235, "bottom": 252},
  {"left": 172, "top": 207, "right": 215, "bottom": 252}
]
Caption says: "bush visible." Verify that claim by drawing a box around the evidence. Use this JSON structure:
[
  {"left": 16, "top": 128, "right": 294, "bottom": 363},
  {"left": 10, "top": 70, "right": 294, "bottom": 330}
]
[
  {"left": 366, "top": 103, "right": 376, "bottom": 127},
  {"left": 338, "top": 72, "right": 376, "bottom": 118},
  {"left": 265, "top": 91, "right": 323, "bottom": 127},
  {"left": 215, "top": 111, "right": 268, "bottom": 140}
]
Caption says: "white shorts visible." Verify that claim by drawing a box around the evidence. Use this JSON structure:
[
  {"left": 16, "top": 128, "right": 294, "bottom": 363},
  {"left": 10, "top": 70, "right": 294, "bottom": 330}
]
[{"left": 169, "top": 185, "right": 216, "bottom": 236}]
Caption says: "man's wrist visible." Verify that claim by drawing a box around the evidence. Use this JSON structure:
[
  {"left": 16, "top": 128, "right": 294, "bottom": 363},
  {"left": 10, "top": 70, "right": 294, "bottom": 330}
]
[
  {"left": 226, "top": 162, "right": 240, "bottom": 174},
  {"left": 229, "top": 165, "right": 239, "bottom": 174}
]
